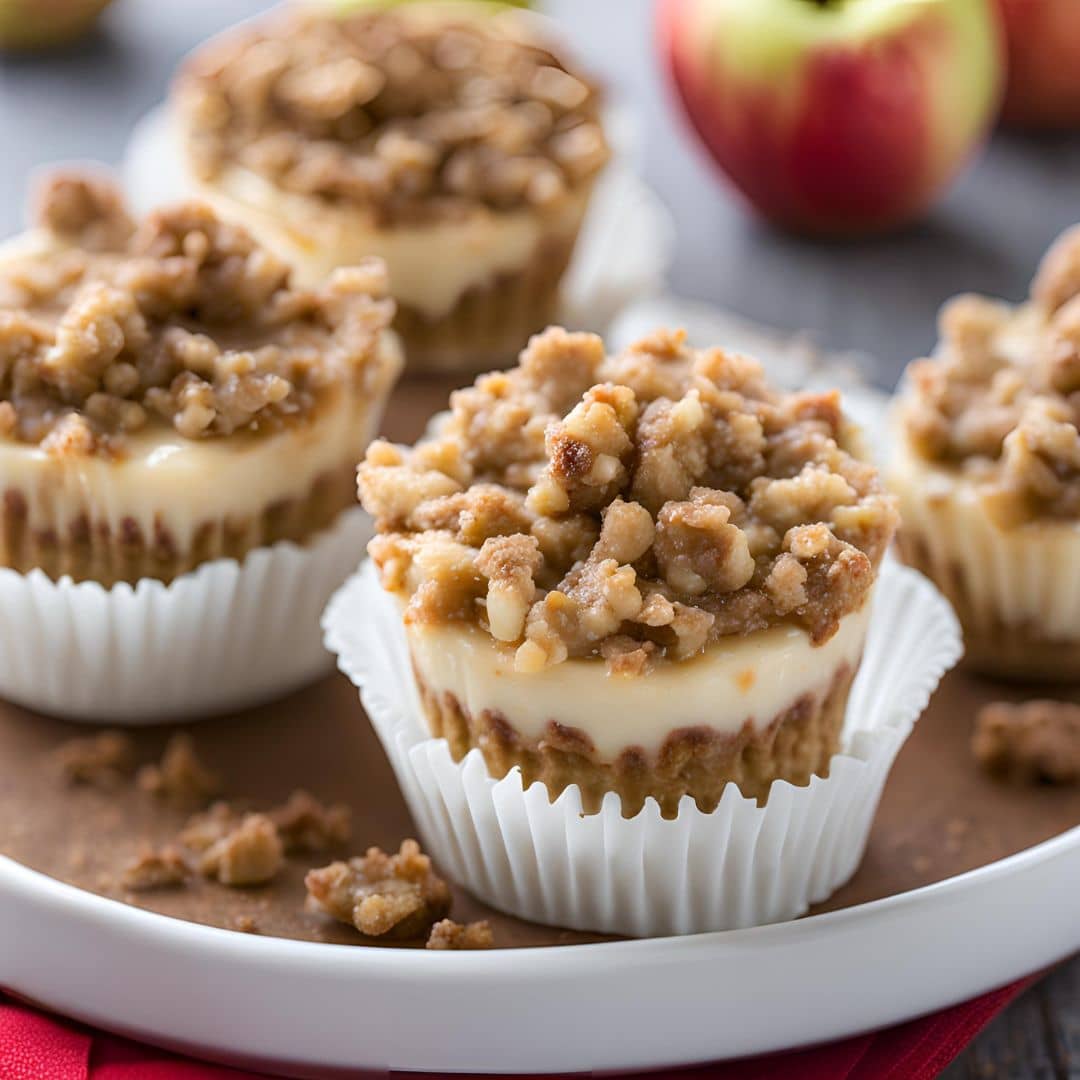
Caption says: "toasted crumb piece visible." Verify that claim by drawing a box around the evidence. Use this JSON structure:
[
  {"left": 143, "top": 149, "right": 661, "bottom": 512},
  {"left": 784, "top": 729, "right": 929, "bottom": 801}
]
[
  {"left": 229, "top": 914, "right": 260, "bottom": 934},
  {"left": 268, "top": 789, "right": 352, "bottom": 854},
  {"left": 54, "top": 730, "right": 135, "bottom": 789},
  {"left": 198, "top": 813, "right": 284, "bottom": 887},
  {"left": 305, "top": 839, "right": 451, "bottom": 940},
  {"left": 138, "top": 734, "right": 220, "bottom": 806},
  {"left": 426, "top": 919, "right": 494, "bottom": 951},
  {"left": 121, "top": 846, "right": 189, "bottom": 892},
  {"left": 973, "top": 700, "right": 1080, "bottom": 784},
  {"left": 178, "top": 800, "right": 236, "bottom": 852}
]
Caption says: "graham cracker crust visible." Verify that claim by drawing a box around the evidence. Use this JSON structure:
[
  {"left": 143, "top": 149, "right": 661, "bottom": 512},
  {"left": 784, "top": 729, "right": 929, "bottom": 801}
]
[
  {"left": 897, "top": 530, "right": 1080, "bottom": 682},
  {"left": 393, "top": 233, "right": 579, "bottom": 375},
  {"left": 415, "top": 664, "right": 856, "bottom": 819},
  {"left": 0, "top": 465, "right": 357, "bottom": 587}
]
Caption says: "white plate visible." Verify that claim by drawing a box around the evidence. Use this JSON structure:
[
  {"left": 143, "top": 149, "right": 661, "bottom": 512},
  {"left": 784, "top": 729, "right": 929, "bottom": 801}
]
[
  {"left": 1, "top": 828, "right": 1078, "bottom": 1076},
  {"left": 120, "top": 104, "right": 675, "bottom": 338}
]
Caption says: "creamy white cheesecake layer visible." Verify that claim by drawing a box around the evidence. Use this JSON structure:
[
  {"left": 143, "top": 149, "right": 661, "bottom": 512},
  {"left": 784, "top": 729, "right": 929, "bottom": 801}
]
[
  {"left": 405, "top": 601, "right": 871, "bottom": 759},
  {"left": 187, "top": 161, "right": 590, "bottom": 317},
  {"left": 0, "top": 333, "right": 402, "bottom": 549},
  {"left": 889, "top": 430, "right": 1080, "bottom": 640}
]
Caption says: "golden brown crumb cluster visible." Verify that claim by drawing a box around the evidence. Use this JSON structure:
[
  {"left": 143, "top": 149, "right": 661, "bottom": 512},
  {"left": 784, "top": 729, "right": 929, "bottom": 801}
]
[
  {"left": 177, "top": 4, "right": 608, "bottom": 224},
  {"left": 901, "top": 226, "right": 1080, "bottom": 524},
  {"left": 305, "top": 839, "right": 451, "bottom": 939},
  {"left": 0, "top": 174, "right": 394, "bottom": 454},
  {"left": 361, "top": 327, "right": 897, "bottom": 671},
  {"left": 973, "top": 700, "right": 1080, "bottom": 784}
]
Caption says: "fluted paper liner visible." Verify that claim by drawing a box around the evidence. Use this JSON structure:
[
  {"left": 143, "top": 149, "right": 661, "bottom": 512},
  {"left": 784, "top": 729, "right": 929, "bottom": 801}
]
[
  {"left": 0, "top": 508, "right": 371, "bottom": 723},
  {"left": 324, "top": 559, "right": 962, "bottom": 937}
]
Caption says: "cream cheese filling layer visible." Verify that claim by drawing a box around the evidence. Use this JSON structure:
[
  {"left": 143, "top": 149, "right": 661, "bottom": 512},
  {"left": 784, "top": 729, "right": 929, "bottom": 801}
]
[
  {"left": 187, "top": 157, "right": 590, "bottom": 317},
  {"left": 406, "top": 601, "right": 871, "bottom": 759},
  {"left": 0, "top": 335, "right": 402, "bottom": 551},
  {"left": 889, "top": 431, "right": 1080, "bottom": 640}
]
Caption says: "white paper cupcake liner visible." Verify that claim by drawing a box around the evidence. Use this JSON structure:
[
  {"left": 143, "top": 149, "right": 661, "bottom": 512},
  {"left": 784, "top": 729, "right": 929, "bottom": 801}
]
[
  {"left": 0, "top": 508, "right": 371, "bottom": 723},
  {"left": 324, "top": 558, "right": 962, "bottom": 938}
]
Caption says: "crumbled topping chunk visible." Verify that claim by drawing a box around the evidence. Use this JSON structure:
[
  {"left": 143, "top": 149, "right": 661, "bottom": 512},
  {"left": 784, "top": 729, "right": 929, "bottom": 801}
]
[
  {"left": 268, "top": 789, "right": 352, "bottom": 853},
  {"left": 426, "top": 918, "right": 494, "bottom": 950},
  {"left": 54, "top": 730, "right": 135, "bottom": 789},
  {"left": 121, "top": 846, "right": 189, "bottom": 892},
  {"left": 137, "top": 734, "right": 220, "bottom": 807},
  {"left": 305, "top": 839, "right": 451, "bottom": 939},
  {"left": 973, "top": 700, "right": 1080, "bottom": 784},
  {"left": 176, "top": 6, "right": 608, "bottom": 223},
  {"left": 0, "top": 174, "right": 393, "bottom": 453},
  {"left": 362, "top": 327, "right": 896, "bottom": 669},
  {"left": 901, "top": 226, "right": 1080, "bottom": 523},
  {"left": 197, "top": 813, "right": 284, "bottom": 887}
]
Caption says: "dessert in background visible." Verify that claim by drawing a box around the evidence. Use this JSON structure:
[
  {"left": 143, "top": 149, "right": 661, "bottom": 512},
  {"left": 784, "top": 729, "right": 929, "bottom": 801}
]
[
  {"left": 890, "top": 226, "right": 1080, "bottom": 681},
  {"left": 174, "top": 2, "right": 608, "bottom": 374},
  {"left": 359, "top": 326, "right": 898, "bottom": 817},
  {"left": 0, "top": 173, "right": 401, "bottom": 586}
]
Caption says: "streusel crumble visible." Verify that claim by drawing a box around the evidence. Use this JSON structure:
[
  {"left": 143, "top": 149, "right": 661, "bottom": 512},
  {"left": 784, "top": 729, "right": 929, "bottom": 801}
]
[
  {"left": 891, "top": 224, "right": 1080, "bottom": 679},
  {"left": 362, "top": 327, "right": 897, "bottom": 815},
  {"left": 0, "top": 173, "right": 402, "bottom": 585},
  {"left": 173, "top": 3, "right": 608, "bottom": 373},
  {"left": 362, "top": 327, "right": 895, "bottom": 672}
]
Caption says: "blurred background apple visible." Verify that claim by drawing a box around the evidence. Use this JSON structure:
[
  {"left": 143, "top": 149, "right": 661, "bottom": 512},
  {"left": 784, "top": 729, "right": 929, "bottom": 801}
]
[
  {"left": 658, "top": 0, "right": 1004, "bottom": 236},
  {"left": 997, "top": 0, "right": 1080, "bottom": 128}
]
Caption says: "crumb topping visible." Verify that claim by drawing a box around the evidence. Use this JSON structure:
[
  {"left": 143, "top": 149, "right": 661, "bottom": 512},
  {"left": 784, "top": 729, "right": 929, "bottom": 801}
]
[
  {"left": 901, "top": 226, "right": 1080, "bottom": 525},
  {"left": 267, "top": 789, "right": 352, "bottom": 853},
  {"left": 121, "top": 846, "right": 189, "bottom": 892},
  {"left": 0, "top": 173, "right": 394, "bottom": 455},
  {"left": 54, "top": 730, "right": 135, "bottom": 789},
  {"left": 197, "top": 812, "right": 285, "bottom": 887},
  {"left": 426, "top": 918, "right": 493, "bottom": 950},
  {"left": 176, "top": 4, "right": 608, "bottom": 224},
  {"left": 973, "top": 699, "right": 1080, "bottom": 785},
  {"left": 304, "top": 838, "right": 452, "bottom": 939},
  {"left": 137, "top": 733, "right": 220, "bottom": 807},
  {"left": 361, "top": 327, "right": 896, "bottom": 671}
]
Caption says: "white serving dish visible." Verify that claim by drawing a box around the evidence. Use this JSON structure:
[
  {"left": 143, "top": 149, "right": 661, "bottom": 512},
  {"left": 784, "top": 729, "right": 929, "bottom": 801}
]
[{"left": 1, "top": 830, "right": 1077, "bottom": 1077}]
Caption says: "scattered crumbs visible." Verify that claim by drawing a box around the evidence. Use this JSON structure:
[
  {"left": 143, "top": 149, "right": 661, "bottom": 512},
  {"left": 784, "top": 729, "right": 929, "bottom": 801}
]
[
  {"left": 53, "top": 730, "right": 135, "bottom": 789},
  {"left": 138, "top": 734, "right": 220, "bottom": 806},
  {"left": 305, "top": 839, "right": 451, "bottom": 940},
  {"left": 229, "top": 914, "right": 260, "bottom": 934},
  {"left": 198, "top": 813, "right": 284, "bottom": 887},
  {"left": 910, "top": 854, "right": 932, "bottom": 875},
  {"left": 120, "top": 846, "right": 189, "bottom": 892},
  {"left": 268, "top": 789, "right": 352, "bottom": 854},
  {"left": 426, "top": 919, "right": 494, "bottom": 951},
  {"left": 68, "top": 846, "right": 89, "bottom": 872},
  {"left": 944, "top": 817, "right": 971, "bottom": 853},
  {"left": 973, "top": 700, "right": 1080, "bottom": 785}
]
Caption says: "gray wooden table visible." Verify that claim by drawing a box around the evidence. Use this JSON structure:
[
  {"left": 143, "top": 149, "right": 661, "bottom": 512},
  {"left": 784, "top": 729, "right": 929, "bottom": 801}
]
[{"left": 0, "top": 0, "right": 1076, "bottom": 1074}]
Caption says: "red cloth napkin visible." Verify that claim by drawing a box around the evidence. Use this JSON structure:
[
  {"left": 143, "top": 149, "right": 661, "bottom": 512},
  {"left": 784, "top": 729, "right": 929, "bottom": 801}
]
[{"left": 0, "top": 978, "right": 1035, "bottom": 1080}]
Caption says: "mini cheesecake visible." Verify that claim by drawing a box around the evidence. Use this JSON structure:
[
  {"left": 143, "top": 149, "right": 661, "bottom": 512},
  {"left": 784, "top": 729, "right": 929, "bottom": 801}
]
[
  {"left": 360, "top": 327, "right": 898, "bottom": 816},
  {"left": 0, "top": 174, "right": 402, "bottom": 586},
  {"left": 173, "top": 2, "right": 609, "bottom": 374},
  {"left": 890, "top": 227, "right": 1080, "bottom": 681}
]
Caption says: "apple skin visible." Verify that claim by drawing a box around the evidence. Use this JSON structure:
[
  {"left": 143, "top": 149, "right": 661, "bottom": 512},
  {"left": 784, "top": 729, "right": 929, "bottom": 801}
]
[
  {"left": 997, "top": 0, "right": 1080, "bottom": 128},
  {"left": 658, "top": 0, "right": 1004, "bottom": 236}
]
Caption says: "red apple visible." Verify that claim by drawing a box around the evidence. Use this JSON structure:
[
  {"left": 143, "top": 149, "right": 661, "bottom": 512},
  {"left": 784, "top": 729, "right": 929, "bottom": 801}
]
[
  {"left": 658, "top": 0, "right": 1004, "bottom": 236},
  {"left": 997, "top": 0, "right": 1080, "bottom": 128}
]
